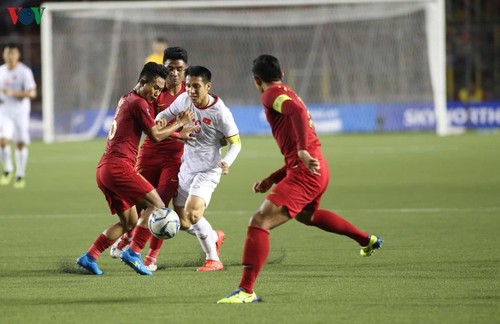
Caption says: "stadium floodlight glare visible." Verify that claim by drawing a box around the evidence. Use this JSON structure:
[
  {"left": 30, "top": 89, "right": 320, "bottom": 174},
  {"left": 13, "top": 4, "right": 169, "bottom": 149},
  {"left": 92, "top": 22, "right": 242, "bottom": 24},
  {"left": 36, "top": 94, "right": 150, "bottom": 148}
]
[{"left": 41, "top": 0, "right": 447, "bottom": 143}]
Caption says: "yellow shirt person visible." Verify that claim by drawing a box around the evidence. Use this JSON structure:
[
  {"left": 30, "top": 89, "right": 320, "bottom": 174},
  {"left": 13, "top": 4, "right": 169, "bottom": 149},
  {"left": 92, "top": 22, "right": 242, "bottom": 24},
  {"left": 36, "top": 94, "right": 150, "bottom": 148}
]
[{"left": 145, "top": 38, "right": 168, "bottom": 64}]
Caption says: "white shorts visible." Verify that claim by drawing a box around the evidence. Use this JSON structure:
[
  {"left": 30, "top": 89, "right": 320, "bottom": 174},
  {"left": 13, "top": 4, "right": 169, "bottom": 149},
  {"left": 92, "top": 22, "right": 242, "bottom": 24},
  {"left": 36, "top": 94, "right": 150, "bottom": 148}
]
[
  {"left": 174, "top": 165, "right": 221, "bottom": 208},
  {"left": 0, "top": 107, "right": 30, "bottom": 144}
]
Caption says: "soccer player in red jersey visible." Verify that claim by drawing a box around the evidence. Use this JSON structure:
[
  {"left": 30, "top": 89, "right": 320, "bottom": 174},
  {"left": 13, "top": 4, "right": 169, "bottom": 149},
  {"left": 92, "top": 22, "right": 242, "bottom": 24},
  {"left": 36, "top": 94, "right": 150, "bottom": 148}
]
[
  {"left": 218, "top": 55, "right": 383, "bottom": 303},
  {"left": 109, "top": 47, "right": 189, "bottom": 271},
  {"left": 76, "top": 62, "right": 195, "bottom": 275}
]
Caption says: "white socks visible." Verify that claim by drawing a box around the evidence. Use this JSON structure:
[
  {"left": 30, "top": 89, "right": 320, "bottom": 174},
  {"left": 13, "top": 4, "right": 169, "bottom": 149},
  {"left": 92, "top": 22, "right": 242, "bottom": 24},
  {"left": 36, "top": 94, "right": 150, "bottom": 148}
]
[
  {"left": 0, "top": 146, "right": 13, "bottom": 173},
  {"left": 192, "top": 217, "right": 219, "bottom": 261},
  {"left": 14, "top": 147, "right": 29, "bottom": 178}
]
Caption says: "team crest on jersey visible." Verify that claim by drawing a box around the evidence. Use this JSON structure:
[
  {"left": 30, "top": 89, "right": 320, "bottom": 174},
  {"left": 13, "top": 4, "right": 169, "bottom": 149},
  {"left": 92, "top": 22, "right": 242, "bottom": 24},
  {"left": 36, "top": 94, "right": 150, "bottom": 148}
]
[{"left": 202, "top": 117, "right": 212, "bottom": 125}]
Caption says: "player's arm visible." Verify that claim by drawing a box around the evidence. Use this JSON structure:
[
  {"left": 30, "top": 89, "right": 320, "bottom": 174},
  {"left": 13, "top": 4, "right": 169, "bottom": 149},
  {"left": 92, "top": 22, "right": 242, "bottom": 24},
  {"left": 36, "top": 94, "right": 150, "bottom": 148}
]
[
  {"left": 2, "top": 88, "right": 36, "bottom": 99},
  {"left": 253, "top": 165, "right": 286, "bottom": 193},
  {"left": 146, "top": 108, "right": 194, "bottom": 142},
  {"left": 275, "top": 96, "right": 320, "bottom": 175},
  {"left": 218, "top": 134, "right": 241, "bottom": 175}
]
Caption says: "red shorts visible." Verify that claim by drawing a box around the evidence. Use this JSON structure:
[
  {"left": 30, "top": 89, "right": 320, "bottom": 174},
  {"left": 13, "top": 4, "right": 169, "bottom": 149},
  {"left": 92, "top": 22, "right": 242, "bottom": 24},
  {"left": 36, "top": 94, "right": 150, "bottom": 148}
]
[
  {"left": 267, "top": 158, "right": 330, "bottom": 217},
  {"left": 136, "top": 155, "right": 181, "bottom": 205},
  {"left": 96, "top": 162, "right": 154, "bottom": 214}
]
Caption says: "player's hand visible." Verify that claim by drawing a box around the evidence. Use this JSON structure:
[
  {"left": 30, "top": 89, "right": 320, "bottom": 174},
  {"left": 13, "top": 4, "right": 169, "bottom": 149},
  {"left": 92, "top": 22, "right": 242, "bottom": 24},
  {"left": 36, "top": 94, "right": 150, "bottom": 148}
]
[
  {"left": 177, "top": 108, "right": 194, "bottom": 126},
  {"left": 178, "top": 125, "right": 199, "bottom": 141},
  {"left": 218, "top": 161, "right": 229, "bottom": 175},
  {"left": 156, "top": 118, "right": 167, "bottom": 128},
  {"left": 253, "top": 177, "right": 273, "bottom": 193},
  {"left": 298, "top": 150, "right": 320, "bottom": 175},
  {"left": 219, "top": 137, "right": 228, "bottom": 147}
]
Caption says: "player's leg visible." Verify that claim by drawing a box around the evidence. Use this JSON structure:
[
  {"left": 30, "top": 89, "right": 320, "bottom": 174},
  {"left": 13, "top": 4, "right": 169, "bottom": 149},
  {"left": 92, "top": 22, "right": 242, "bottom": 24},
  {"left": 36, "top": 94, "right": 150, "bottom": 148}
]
[
  {"left": 13, "top": 142, "right": 28, "bottom": 188},
  {"left": 121, "top": 188, "right": 165, "bottom": 275},
  {"left": 128, "top": 189, "right": 165, "bottom": 254},
  {"left": 294, "top": 160, "right": 383, "bottom": 256},
  {"left": 185, "top": 170, "right": 225, "bottom": 272},
  {"left": 219, "top": 166, "right": 323, "bottom": 303},
  {"left": 77, "top": 165, "right": 142, "bottom": 275},
  {"left": 77, "top": 206, "right": 139, "bottom": 275},
  {"left": 144, "top": 164, "right": 180, "bottom": 270},
  {"left": 12, "top": 110, "right": 30, "bottom": 188},
  {"left": 182, "top": 194, "right": 225, "bottom": 271},
  {"left": 0, "top": 116, "right": 14, "bottom": 185},
  {"left": 217, "top": 199, "right": 289, "bottom": 304},
  {"left": 296, "top": 209, "right": 382, "bottom": 255}
]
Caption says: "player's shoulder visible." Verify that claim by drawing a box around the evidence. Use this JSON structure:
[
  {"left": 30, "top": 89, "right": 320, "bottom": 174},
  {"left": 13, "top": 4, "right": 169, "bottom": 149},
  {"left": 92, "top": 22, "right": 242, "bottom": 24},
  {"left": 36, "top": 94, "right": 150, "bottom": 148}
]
[
  {"left": 209, "top": 94, "right": 227, "bottom": 109},
  {"left": 262, "top": 84, "right": 295, "bottom": 105},
  {"left": 124, "top": 91, "right": 148, "bottom": 108},
  {"left": 17, "top": 62, "right": 33, "bottom": 72}
]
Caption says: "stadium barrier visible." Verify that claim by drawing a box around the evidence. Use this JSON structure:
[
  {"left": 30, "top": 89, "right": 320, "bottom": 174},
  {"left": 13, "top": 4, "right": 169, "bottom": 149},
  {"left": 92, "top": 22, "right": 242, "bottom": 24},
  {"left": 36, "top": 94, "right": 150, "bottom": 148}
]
[{"left": 29, "top": 101, "right": 500, "bottom": 140}]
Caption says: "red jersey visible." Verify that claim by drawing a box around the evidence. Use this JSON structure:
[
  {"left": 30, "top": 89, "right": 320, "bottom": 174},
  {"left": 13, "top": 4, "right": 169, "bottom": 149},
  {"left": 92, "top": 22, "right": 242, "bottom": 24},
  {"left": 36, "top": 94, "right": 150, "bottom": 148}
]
[
  {"left": 138, "top": 82, "right": 186, "bottom": 160},
  {"left": 261, "top": 83, "right": 322, "bottom": 168},
  {"left": 98, "top": 90, "right": 155, "bottom": 167}
]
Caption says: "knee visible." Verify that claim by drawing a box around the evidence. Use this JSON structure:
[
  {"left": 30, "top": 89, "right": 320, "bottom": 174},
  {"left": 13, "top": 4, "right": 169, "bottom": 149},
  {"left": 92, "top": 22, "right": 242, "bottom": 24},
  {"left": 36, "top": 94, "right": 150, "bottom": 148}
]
[
  {"left": 185, "top": 209, "right": 202, "bottom": 226},
  {"left": 295, "top": 212, "right": 313, "bottom": 226},
  {"left": 121, "top": 218, "right": 137, "bottom": 232},
  {"left": 249, "top": 211, "right": 268, "bottom": 229}
]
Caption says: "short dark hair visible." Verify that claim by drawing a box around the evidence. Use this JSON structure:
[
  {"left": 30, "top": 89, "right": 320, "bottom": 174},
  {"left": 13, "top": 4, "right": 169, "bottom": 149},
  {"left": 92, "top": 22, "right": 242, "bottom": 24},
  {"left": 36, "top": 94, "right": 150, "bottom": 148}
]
[
  {"left": 4, "top": 43, "right": 20, "bottom": 51},
  {"left": 187, "top": 65, "right": 212, "bottom": 83},
  {"left": 163, "top": 46, "right": 188, "bottom": 64},
  {"left": 138, "top": 62, "right": 168, "bottom": 82},
  {"left": 154, "top": 37, "right": 168, "bottom": 44},
  {"left": 252, "top": 54, "right": 282, "bottom": 82}
]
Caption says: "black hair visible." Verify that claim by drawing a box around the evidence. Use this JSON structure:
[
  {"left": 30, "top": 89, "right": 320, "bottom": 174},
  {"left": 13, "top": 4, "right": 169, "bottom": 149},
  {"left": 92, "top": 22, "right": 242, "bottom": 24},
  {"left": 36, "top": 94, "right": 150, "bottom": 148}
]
[
  {"left": 138, "top": 62, "right": 168, "bottom": 82},
  {"left": 186, "top": 65, "right": 212, "bottom": 83},
  {"left": 154, "top": 37, "right": 168, "bottom": 44},
  {"left": 163, "top": 46, "right": 188, "bottom": 64},
  {"left": 4, "top": 43, "right": 20, "bottom": 51},
  {"left": 252, "top": 54, "right": 282, "bottom": 82}
]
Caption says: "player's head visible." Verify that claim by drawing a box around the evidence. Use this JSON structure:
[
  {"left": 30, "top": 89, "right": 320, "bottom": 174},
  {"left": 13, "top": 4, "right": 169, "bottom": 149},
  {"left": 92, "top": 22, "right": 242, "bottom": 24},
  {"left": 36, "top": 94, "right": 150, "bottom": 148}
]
[
  {"left": 252, "top": 54, "right": 283, "bottom": 92},
  {"left": 152, "top": 37, "right": 168, "bottom": 54},
  {"left": 186, "top": 65, "right": 212, "bottom": 108},
  {"left": 137, "top": 62, "right": 168, "bottom": 102},
  {"left": 3, "top": 43, "right": 21, "bottom": 66},
  {"left": 163, "top": 46, "right": 188, "bottom": 88}
]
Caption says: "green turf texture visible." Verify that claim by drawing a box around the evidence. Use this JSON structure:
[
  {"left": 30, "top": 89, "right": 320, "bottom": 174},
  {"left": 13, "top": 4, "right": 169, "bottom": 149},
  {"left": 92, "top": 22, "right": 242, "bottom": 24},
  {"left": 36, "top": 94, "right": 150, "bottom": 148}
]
[{"left": 0, "top": 132, "right": 499, "bottom": 323}]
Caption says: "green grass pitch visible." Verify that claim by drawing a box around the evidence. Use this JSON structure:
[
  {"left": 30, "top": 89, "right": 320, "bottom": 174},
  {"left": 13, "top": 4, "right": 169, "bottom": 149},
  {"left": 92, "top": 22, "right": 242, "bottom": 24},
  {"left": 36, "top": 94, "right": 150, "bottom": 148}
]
[{"left": 0, "top": 132, "right": 499, "bottom": 323}]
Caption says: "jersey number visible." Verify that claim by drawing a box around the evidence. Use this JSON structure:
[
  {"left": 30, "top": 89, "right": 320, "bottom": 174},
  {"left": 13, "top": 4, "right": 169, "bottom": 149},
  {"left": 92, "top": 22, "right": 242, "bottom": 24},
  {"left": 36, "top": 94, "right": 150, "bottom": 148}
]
[
  {"left": 307, "top": 110, "right": 315, "bottom": 129},
  {"left": 108, "top": 106, "right": 121, "bottom": 140}
]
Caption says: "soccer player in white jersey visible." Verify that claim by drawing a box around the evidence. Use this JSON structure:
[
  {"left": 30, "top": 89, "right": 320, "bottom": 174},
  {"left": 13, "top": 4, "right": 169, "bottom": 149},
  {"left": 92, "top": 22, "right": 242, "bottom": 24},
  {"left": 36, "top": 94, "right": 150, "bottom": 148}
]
[
  {"left": 155, "top": 65, "right": 241, "bottom": 271},
  {"left": 0, "top": 43, "right": 37, "bottom": 189}
]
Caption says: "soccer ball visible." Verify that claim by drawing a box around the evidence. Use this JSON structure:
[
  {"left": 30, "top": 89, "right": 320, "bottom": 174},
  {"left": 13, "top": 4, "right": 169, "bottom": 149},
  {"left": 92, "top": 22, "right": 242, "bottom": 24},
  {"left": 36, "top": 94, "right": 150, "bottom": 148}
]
[{"left": 148, "top": 208, "right": 181, "bottom": 239}]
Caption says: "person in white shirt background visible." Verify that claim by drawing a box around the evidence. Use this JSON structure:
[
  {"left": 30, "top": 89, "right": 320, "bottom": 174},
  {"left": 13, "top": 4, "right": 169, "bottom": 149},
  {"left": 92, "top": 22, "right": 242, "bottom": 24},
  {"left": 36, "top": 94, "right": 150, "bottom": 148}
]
[{"left": 0, "top": 43, "right": 37, "bottom": 189}]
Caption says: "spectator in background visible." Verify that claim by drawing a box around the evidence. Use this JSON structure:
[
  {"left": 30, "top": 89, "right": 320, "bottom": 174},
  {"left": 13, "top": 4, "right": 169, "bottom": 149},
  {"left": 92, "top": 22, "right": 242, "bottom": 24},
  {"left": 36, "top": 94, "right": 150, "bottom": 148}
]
[
  {"left": 458, "top": 80, "right": 484, "bottom": 103},
  {"left": 145, "top": 38, "right": 168, "bottom": 64}
]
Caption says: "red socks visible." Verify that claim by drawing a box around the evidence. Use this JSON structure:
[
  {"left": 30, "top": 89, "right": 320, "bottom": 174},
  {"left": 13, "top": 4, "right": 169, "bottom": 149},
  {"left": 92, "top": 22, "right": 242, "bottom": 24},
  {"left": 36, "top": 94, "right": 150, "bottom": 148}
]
[
  {"left": 311, "top": 209, "right": 370, "bottom": 246},
  {"left": 146, "top": 236, "right": 164, "bottom": 260},
  {"left": 129, "top": 226, "right": 152, "bottom": 254},
  {"left": 88, "top": 234, "right": 115, "bottom": 260},
  {"left": 239, "top": 226, "right": 270, "bottom": 294}
]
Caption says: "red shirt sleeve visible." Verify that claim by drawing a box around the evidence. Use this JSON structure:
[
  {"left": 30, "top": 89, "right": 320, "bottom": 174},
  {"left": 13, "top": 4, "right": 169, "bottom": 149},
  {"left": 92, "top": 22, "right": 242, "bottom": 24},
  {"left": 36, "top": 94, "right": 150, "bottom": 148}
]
[{"left": 134, "top": 100, "right": 156, "bottom": 132}]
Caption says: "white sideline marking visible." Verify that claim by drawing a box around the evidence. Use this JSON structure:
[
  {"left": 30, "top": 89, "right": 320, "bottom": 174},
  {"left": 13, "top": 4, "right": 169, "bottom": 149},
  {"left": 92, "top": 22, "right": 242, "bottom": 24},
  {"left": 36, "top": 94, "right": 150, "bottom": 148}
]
[{"left": 0, "top": 207, "right": 498, "bottom": 219}]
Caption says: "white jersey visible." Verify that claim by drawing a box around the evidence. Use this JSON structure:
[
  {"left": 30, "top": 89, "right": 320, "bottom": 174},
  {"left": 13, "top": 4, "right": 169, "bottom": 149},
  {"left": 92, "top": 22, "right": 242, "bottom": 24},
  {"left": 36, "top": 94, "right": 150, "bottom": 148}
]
[
  {"left": 0, "top": 62, "right": 36, "bottom": 113},
  {"left": 156, "top": 93, "right": 239, "bottom": 173}
]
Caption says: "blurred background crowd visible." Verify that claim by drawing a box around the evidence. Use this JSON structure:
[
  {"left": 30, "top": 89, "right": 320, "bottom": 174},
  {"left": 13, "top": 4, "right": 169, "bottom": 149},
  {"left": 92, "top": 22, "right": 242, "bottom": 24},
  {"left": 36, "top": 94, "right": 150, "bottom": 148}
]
[{"left": 0, "top": 0, "right": 499, "bottom": 117}]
